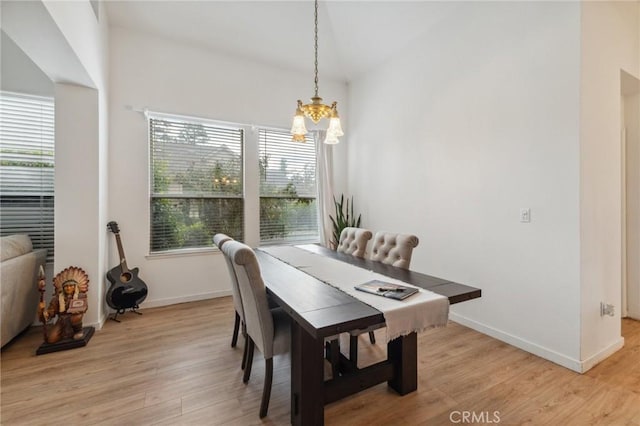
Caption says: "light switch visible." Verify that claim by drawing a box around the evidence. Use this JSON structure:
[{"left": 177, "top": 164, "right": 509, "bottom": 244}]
[{"left": 520, "top": 208, "right": 531, "bottom": 223}]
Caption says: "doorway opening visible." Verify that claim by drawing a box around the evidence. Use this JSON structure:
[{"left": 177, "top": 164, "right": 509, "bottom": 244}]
[{"left": 621, "top": 69, "right": 640, "bottom": 323}]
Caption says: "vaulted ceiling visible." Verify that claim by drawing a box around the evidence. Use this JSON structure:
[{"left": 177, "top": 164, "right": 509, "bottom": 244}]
[{"left": 105, "top": 1, "right": 463, "bottom": 83}]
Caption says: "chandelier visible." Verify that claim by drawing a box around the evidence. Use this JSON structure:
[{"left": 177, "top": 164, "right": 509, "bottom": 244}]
[{"left": 290, "top": 0, "right": 344, "bottom": 144}]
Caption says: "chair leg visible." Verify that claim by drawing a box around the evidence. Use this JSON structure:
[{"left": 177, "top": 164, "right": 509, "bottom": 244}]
[
  {"left": 259, "top": 358, "right": 273, "bottom": 418},
  {"left": 241, "top": 332, "right": 248, "bottom": 370},
  {"left": 349, "top": 335, "right": 358, "bottom": 366},
  {"left": 243, "top": 338, "right": 254, "bottom": 383},
  {"left": 368, "top": 330, "right": 376, "bottom": 344},
  {"left": 231, "top": 311, "right": 240, "bottom": 348}
]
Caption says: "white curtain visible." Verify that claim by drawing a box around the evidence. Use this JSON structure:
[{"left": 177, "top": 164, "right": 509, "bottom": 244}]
[{"left": 315, "top": 130, "right": 334, "bottom": 248}]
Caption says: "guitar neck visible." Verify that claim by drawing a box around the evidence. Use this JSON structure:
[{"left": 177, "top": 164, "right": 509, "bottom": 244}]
[{"left": 114, "top": 233, "right": 130, "bottom": 273}]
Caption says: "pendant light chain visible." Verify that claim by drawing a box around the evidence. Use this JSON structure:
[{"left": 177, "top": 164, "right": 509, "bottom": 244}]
[
  {"left": 314, "top": 0, "right": 319, "bottom": 98},
  {"left": 290, "top": 0, "right": 343, "bottom": 143}
]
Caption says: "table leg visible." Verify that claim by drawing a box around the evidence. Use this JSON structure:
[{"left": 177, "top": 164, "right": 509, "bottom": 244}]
[
  {"left": 291, "top": 321, "right": 324, "bottom": 425},
  {"left": 387, "top": 332, "right": 417, "bottom": 395}
]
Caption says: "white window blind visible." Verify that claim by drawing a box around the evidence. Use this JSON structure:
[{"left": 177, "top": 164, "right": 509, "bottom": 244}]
[
  {"left": 0, "top": 91, "right": 54, "bottom": 262},
  {"left": 259, "top": 128, "right": 318, "bottom": 243},
  {"left": 149, "top": 116, "right": 244, "bottom": 252}
]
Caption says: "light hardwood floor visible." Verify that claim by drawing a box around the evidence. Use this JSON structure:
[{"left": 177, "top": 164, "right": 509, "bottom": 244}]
[{"left": 1, "top": 298, "right": 639, "bottom": 425}]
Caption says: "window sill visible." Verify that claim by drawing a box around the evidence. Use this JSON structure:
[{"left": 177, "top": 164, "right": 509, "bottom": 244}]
[
  {"left": 146, "top": 246, "right": 219, "bottom": 259},
  {"left": 145, "top": 238, "right": 320, "bottom": 260}
]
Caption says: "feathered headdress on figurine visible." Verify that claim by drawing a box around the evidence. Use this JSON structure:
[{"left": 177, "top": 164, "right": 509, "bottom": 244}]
[{"left": 53, "top": 266, "right": 89, "bottom": 312}]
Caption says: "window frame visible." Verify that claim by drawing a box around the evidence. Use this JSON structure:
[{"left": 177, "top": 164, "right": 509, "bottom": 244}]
[
  {"left": 146, "top": 112, "right": 321, "bottom": 257},
  {"left": 258, "top": 127, "right": 319, "bottom": 245},
  {"left": 147, "top": 112, "right": 245, "bottom": 254}
]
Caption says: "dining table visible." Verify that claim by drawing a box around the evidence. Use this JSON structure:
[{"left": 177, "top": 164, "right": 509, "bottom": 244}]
[{"left": 255, "top": 244, "right": 482, "bottom": 425}]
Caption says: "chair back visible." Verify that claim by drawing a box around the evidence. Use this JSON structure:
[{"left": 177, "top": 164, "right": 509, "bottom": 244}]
[
  {"left": 213, "top": 234, "right": 244, "bottom": 322},
  {"left": 221, "top": 241, "right": 275, "bottom": 358},
  {"left": 370, "top": 232, "right": 419, "bottom": 269},
  {"left": 336, "top": 227, "right": 372, "bottom": 258}
]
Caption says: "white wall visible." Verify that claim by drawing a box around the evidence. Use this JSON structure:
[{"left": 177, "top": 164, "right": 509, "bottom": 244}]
[
  {"left": 0, "top": 31, "right": 53, "bottom": 97},
  {"left": 48, "top": 0, "right": 110, "bottom": 328},
  {"left": 579, "top": 1, "right": 639, "bottom": 370},
  {"left": 43, "top": 1, "right": 106, "bottom": 88},
  {"left": 2, "top": 0, "right": 110, "bottom": 327},
  {"left": 347, "top": 2, "right": 583, "bottom": 369},
  {"left": 54, "top": 82, "right": 101, "bottom": 318},
  {"left": 108, "top": 27, "right": 348, "bottom": 307},
  {"left": 0, "top": 1, "right": 94, "bottom": 88}
]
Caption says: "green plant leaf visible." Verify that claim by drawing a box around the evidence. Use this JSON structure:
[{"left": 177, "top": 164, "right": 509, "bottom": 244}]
[{"left": 327, "top": 193, "right": 363, "bottom": 250}]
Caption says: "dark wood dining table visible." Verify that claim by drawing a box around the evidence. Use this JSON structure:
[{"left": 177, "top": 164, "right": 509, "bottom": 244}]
[{"left": 255, "top": 244, "right": 481, "bottom": 425}]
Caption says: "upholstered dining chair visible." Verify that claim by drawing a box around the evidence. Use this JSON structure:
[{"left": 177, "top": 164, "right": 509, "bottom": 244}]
[
  {"left": 370, "top": 232, "right": 420, "bottom": 269},
  {"left": 352, "top": 232, "right": 420, "bottom": 349},
  {"left": 221, "top": 240, "right": 291, "bottom": 419},
  {"left": 336, "top": 227, "right": 373, "bottom": 258},
  {"left": 214, "top": 233, "right": 251, "bottom": 370}
]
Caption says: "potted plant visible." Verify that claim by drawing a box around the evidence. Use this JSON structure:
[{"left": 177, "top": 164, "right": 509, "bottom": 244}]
[{"left": 328, "top": 194, "right": 362, "bottom": 250}]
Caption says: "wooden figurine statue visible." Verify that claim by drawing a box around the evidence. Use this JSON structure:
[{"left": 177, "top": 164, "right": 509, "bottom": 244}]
[
  {"left": 38, "top": 266, "right": 89, "bottom": 344},
  {"left": 37, "top": 266, "right": 48, "bottom": 342}
]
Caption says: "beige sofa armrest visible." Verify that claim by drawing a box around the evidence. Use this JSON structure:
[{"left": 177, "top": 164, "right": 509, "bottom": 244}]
[{"left": 1, "top": 245, "right": 47, "bottom": 347}]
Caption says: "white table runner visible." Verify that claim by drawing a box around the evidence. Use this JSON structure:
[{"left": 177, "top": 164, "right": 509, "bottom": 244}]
[{"left": 259, "top": 245, "right": 449, "bottom": 342}]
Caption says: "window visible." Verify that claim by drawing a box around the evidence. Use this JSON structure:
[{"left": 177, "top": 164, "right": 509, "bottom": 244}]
[
  {"left": 149, "top": 115, "right": 243, "bottom": 252},
  {"left": 259, "top": 129, "right": 318, "bottom": 243},
  {"left": 0, "top": 91, "right": 55, "bottom": 262},
  {"left": 148, "top": 113, "right": 320, "bottom": 254}
]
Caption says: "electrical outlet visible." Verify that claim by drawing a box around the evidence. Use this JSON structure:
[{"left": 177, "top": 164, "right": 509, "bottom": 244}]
[
  {"left": 520, "top": 208, "right": 531, "bottom": 223},
  {"left": 600, "top": 302, "right": 615, "bottom": 317}
]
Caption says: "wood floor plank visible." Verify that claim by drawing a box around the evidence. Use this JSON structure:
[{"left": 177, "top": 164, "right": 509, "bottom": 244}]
[{"left": 1, "top": 298, "right": 639, "bottom": 425}]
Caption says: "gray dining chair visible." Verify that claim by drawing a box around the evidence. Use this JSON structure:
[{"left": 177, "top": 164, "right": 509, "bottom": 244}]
[
  {"left": 351, "top": 231, "right": 420, "bottom": 354},
  {"left": 214, "top": 233, "right": 251, "bottom": 370},
  {"left": 336, "top": 227, "right": 373, "bottom": 258},
  {"left": 221, "top": 240, "right": 291, "bottom": 418}
]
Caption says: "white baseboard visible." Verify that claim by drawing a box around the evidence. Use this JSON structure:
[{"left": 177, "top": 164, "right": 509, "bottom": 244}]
[
  {"left": 580, "top": 337, "right": 624, "bottom": 372},
  {"left": 137, "top": 290, "right": 231, "bottom": 309},
  {"left": 449, "top": 312, "right": 583, "bottom": 373},
  {"left": 627, "top": 302, "right": 640, "bottom": 320},
  {"left": 86, "top": 316, "right": 105, "bottom": 331},
  {"left": 85, "top": 291, "right": 232, "bottom": 329}
]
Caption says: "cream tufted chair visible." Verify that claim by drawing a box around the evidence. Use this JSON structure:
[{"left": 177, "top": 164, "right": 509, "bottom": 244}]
[
  {"left": 336, "top": 227, "right": 373, "bottom": 258},
  {"left": 370, "top": 232, "right": 419, "bottom": 269},
  {"left": 351, "top": 232, "right": 420, "bottom": 349}
]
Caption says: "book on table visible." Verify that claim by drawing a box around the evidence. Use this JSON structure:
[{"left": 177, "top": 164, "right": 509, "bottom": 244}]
[{"left": 354, "top": 279, "right": 419, "bottom": 300}]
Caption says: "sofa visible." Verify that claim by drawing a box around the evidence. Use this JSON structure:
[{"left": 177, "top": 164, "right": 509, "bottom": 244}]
[{"left": 1, "top": 235, "right": 47, "bottom": 347}]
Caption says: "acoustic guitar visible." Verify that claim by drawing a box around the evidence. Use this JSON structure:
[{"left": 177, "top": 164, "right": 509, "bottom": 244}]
[{"left": 106, "top": 221, "right": 148, "bottom": 312}]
